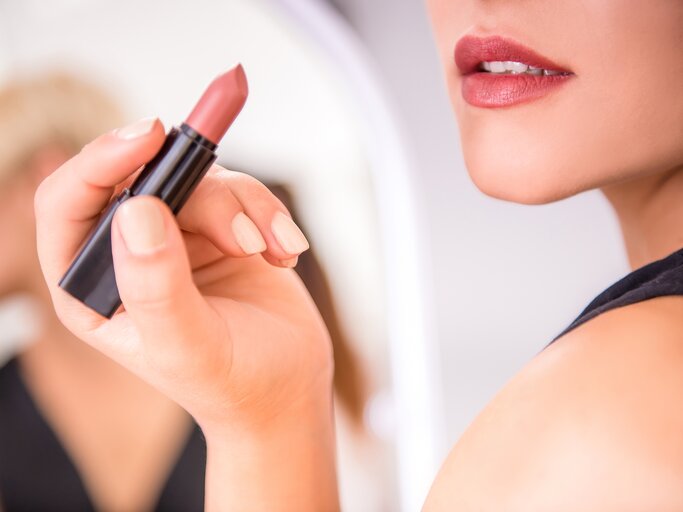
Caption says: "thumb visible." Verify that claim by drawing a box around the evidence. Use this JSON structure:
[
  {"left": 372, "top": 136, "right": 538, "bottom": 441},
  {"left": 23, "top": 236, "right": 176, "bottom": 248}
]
[{"left": 111, "top": 195, "right": 225, "bottom": 369}]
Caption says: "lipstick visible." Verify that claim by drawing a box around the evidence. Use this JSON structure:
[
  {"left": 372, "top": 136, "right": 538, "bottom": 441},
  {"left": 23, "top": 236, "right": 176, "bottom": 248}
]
[
  {"left": 59, "top": 64, "right": 249, "bottom": 318},
  {"left": 454, "top": 35, "right": 573, "bottom": 108}
]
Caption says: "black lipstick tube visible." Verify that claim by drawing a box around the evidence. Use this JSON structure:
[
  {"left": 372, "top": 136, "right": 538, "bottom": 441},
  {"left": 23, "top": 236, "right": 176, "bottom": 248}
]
[{"left": 59, "top": 124, "right": 217, "bottom": 318}]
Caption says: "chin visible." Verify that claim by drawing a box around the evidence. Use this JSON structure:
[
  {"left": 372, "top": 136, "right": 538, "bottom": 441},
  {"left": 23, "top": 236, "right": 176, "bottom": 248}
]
[{"left": 462, "top": 148, "right": 590, "bottom": 206}]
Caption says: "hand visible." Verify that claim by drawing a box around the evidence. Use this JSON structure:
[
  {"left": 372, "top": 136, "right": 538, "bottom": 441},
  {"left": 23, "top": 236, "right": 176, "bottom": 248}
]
[{"left": 34, "top": 117, "right": 334, "bottom": 433}]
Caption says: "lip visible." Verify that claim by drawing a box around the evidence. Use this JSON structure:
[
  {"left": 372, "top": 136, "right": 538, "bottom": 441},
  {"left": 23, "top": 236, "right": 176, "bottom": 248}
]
[{"left": 454, "top": 35, "right": 574, "bottom": 108}]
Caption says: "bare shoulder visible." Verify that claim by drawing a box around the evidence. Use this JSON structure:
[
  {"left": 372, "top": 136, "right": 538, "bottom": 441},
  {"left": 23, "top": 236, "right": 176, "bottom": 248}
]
[{"left": 424, "top": 296, "right": 683, "bottom": 512}]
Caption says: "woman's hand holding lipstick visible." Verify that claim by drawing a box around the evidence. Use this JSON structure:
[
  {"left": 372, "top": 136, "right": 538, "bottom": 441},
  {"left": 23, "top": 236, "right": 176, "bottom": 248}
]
[{"left": 34, "top": 118, "right": 340, "bottom": 511}]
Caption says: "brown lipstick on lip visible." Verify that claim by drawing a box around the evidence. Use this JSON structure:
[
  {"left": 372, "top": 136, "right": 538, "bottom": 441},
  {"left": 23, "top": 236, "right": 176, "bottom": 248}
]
[
  {"left": 59, "top": 64, "right": 249, "bottom": 318},
  {"left": 454, "top": 35, "right": 574, "bottom": 108}
]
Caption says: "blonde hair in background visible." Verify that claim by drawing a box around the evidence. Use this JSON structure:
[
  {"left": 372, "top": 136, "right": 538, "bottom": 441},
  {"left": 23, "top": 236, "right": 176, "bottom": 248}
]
[{"left": 0, "top": 70, "right": 125, "bottom": 181}]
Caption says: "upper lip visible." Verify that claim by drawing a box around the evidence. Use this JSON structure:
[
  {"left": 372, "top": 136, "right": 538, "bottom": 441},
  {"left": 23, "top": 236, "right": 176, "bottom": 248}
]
[{"left": 454, "top": 35, "right": 572, "bottom": 76}]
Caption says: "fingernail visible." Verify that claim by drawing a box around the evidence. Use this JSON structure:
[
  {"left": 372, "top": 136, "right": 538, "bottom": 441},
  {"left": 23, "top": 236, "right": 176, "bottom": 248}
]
[
  {"left": 271, "top": 212, "right": 309, "bottom": 255},
  {"left": 117, "top": 198, "right": 167, "bottom": 255},
  {"left": 281, "top": 257, "right": 299, "bottom": 268},
  {"left": 115, "top": 117, "right": 157, "bottom": 140},
  {"left": 232, "top": 212, "right": 266, "bottom": 255}
]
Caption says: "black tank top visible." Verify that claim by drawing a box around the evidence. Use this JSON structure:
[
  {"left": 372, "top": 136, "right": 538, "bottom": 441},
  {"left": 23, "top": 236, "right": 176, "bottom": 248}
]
[
  {"left": 550, "top": 246, "right": 683, "bottom": 344},
  {"left": 0, "top": 356, "right": 206, "bottom": 511}
]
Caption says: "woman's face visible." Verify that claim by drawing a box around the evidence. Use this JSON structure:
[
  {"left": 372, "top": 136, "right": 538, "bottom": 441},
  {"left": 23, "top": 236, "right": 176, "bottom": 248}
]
[
  {"left": 427, "top": 1, "right": 683, "bottom": 204},
  {"left": 0, "top": 147, "right": 69, "bottom": 297},
  {"left": 0, "top": 171, "right": 39, "bottom": 296}
]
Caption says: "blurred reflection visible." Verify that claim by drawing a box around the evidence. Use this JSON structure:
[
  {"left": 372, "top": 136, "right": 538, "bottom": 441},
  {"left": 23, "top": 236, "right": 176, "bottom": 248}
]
[
  {"left": 0, "top": 71, "right": 207, "bottom": 511},
  {"left": 0, "top": 67, "right": 390, "bottom": 511},
  {"left": 0, "top": 1, "right": 397, "bottom": 510}
]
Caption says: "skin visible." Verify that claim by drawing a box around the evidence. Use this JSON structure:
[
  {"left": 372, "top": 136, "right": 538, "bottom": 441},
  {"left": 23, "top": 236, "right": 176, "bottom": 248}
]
[
  {"left": 24, "top": 1, "right": 683, "bottom": 510},
  {"left": 422, "top": 0, "right": 683, "bottom": 510},
  {"left": 428, "top": 0, "right": 683, "bottom": 208}
]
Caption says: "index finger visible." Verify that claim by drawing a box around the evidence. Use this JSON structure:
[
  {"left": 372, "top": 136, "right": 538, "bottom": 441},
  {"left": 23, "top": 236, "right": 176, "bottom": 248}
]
[{"left": 35, "top": 117, "right": 166, "bottom": 288}]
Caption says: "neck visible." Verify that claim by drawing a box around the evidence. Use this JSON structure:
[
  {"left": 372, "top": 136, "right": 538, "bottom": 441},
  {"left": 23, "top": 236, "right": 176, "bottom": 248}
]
[{"left": 602, "top": 166, "right": 683, "bottom": 270}]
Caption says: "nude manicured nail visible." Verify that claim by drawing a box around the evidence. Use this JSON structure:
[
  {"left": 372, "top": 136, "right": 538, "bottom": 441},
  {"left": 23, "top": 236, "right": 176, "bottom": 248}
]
[
  {"left": 281, "top": 257, "right": 299, "bottom": 268},
  {"left": 116, "top": 117, "right": 157, "bottom": 140},
  {"left": 232, "top": 212, "right": 267, "bottom": 255},
  {"left": 271, "top": 212, "right": 309, "bottom": 255},
  {"left": 117, "top": 199, "right": 166, "bottom": 255}
]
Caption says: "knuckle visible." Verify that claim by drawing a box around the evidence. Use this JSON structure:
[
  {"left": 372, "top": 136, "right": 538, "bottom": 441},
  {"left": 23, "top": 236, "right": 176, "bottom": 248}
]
[
  {"left": 232, "top": 171, "right": 268, "bottom": 192},
  {"left": 77, "top": 133, "right": 105, "bottom": 158},
  {"left": 216, "top": 169, "right": 267, "bottom": 193},
  {"left": 191, "top": 179, "right": 236, "bottom": 214},
  {"left": 206, "top": 164, "right": 228, "bottom": 177},
  {"left": 203, "top": 167, "right": 287, "bottom": 216},
  {"left": 230, "top": 173, "right": 283, "bottom": 207}
]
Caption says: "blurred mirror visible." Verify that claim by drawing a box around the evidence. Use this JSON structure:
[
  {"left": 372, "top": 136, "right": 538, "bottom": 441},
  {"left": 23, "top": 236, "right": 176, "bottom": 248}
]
[{"left": 0, "top": 0, "right": 444, "bottom": 510}]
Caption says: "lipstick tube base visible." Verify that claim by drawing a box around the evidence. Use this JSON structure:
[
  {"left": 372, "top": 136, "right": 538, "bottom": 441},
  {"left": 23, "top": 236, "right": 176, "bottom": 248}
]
[
  {"left": 58, "top": 126, "right": 217, "bottom": 318},
  {"left": 58, "top": 189, "right": 131, "bottom": 318}
]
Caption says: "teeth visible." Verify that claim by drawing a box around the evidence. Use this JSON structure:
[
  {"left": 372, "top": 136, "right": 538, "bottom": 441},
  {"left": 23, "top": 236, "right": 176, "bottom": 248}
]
[
  {"left": 505, "top": 61, "right": 529, "bottom": 74},
  {"left": 479, "top": 61, "right": 566, "bottom": 76},
  {"left": 488, "top": 61, "right": 506, "bottom": 73}
]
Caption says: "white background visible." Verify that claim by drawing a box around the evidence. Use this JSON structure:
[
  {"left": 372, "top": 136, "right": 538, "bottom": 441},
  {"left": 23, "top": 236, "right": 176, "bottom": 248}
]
[{"left": 0, "top": 0, "right": 631, "bottom": 510}]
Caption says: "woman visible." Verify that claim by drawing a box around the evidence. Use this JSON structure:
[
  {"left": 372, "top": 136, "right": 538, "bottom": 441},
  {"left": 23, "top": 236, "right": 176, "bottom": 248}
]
[
  {"left": 30, "top": 1, "right": 683, "bottom": 510},
  {"left": 0, "top": 72, "right": 369, "bottom": 511}
]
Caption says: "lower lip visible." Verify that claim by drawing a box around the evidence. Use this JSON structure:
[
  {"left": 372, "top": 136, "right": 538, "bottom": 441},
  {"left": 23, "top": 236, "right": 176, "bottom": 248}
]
[{"left": 462, "top": 72, "right": 572, "bottom": 108}]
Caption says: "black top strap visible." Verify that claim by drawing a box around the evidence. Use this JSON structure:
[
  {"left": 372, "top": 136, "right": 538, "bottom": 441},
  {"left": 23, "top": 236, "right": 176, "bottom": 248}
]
[{"left": 550, "top": 247, "right": 683, "bottom": 345}]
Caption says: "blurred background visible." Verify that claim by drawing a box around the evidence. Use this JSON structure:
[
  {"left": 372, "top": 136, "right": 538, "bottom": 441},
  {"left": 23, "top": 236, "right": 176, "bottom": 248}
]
[{"left": 0, "top": 0, "right": 629, "bottom": 510}]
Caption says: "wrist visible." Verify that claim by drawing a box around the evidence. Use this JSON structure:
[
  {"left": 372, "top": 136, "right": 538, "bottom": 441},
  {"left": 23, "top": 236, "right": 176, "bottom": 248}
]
[
  {"left": 201, "top": 390, "right": 340, "bottom": 512},
  {"left": 200, "top": 386, "right": 334, "bottom": 446},
  {"left": 198, "top": 359, "right": 335, "bottom": 439}
]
